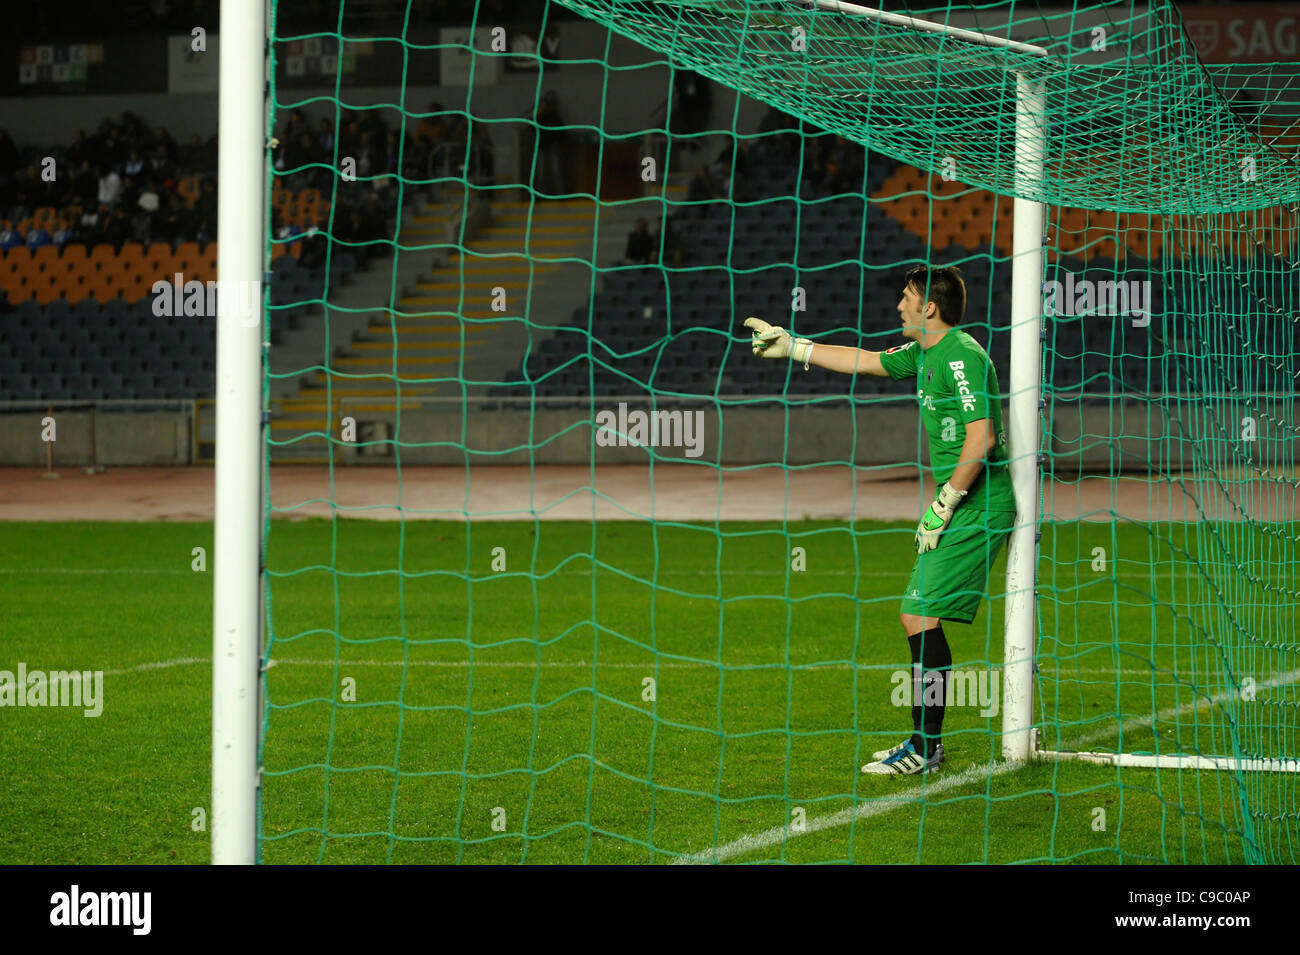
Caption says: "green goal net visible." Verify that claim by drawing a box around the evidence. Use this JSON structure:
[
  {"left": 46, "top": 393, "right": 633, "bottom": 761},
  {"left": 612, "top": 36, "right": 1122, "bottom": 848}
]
[{"left": 256, "top": 0, "right": 1299, "bottom": 863}]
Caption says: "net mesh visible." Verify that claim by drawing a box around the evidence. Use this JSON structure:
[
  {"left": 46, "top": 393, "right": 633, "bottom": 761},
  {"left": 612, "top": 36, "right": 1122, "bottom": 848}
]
[{"left": 257, "top": 0, "right": 1300, "bottom": 863}]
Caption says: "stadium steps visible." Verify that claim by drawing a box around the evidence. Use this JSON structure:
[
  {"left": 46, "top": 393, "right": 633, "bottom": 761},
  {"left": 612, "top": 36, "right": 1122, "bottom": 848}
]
[
  {"left": 266, "top": 196, "right": 468, "bottom": 458},
  {"left": 268, "top": 180, "right": 682, "bottom": 455}
]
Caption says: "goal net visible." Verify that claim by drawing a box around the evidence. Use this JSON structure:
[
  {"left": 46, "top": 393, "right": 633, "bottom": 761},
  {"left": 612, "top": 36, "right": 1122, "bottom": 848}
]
[{"left": 242, "top": 0, "right": 1300, "bottom": 863}]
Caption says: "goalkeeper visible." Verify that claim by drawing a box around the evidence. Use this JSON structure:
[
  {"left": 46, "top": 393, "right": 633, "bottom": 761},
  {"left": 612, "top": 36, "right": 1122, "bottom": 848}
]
[{"left": 745, "top": 265, "right": 1017, "bottom": 776}]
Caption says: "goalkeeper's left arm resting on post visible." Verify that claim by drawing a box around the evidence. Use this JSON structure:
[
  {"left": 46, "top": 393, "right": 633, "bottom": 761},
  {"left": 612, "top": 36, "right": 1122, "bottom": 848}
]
[{"left": 915, "top": 418, "right": 997, "bottom": 553}]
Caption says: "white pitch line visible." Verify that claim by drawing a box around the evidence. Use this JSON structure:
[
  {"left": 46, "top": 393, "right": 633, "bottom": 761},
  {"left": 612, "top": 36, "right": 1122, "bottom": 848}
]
[
  {"left": 672, "top": 759, "right": 1019, "bottom": 865},
  {"left": 670, "top": 666, "right": 1300, "bottom": 864},
  {"left": 267, "top": 658, "right": 1161, "bottom": 676},
  {"left": 101, "top": 656, "right": 209, "bottom": 677}
]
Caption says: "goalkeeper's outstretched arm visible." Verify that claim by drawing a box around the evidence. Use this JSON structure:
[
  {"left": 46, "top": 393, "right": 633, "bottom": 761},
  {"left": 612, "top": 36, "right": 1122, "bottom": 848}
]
[{"left": 743, "top": 317, "right": 889, "bottom": 376}]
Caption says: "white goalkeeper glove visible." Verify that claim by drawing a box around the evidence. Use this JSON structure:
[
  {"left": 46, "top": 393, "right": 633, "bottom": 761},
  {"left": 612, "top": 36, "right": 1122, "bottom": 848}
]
[
  {"left": 915, "top": 482, "right": 967, "bottom": 554},
  {"left": 744, "top": 317, "right": 813, "bottom": 367}
]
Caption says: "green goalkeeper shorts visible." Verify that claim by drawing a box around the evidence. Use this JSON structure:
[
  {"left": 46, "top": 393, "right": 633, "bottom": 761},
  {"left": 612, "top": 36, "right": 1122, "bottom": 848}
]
[{"left": 900, "top": 506, "right": 1018, "bottom": 624}]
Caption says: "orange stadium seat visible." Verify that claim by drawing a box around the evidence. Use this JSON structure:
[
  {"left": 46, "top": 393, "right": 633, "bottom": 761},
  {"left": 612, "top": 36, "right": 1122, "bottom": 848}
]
[
  {"left": 89, "top": 273, "right": 124, "bottom": 304},
  {"left": 145, "top": 241, "right": 172, "bottom": 272},
  {"left": 174, "top": 241, "right": 201, "bottom": 274},
  {"left": 118, "top": 241, "right": 145, "bottom": 264},
  {"left": 88, "top": 244, "right": 116, "bottom": 271},
  {"left": 61, "top": 271, "right": 90, "bottom": 304},
  {"left": 33, "top": 277, "right": 64, "bottom": 305},
  {"left": 32, "top": 244, "right": 60, "bottom": 272}
]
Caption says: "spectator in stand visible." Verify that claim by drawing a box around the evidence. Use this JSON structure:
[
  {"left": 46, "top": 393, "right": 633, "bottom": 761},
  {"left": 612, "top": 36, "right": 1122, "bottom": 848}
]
[
  {"left": 72, "top": 160, "right": 98, "bottom": 208},
  {"left": 659, "top": 215, "right": 684, "bottom": 267},
  {"left": 354, "top": 130, "right": 377, "bottom": 178},
  {"left": 119, "top": 174, "right": 140, "bottom": 212},
  {"left": 336, "top": 111, "right": 360, "bottom": 158},
  {"left": 298, "top": 227, "right": 328, "bottom": 270},
  {"left": 0, "top": 222, "right": 22, "bottom": 250},
  {"left": 67, "top": 128, "right": 93, "bottom": 166},
  {"left": 181, "top": 133, "right": 206, "bottom": 171},
  {"left": 686, "top": 164, "right": 722, "bottom": 218},
  {"left": 711, "top": 138, "right": 751, "bottom": 201},
  {"left": 468, "top": 122, "right": 494, "bottom": 181},
  {"left": 158, "top": 193, "right": 196, "bottom": 244},
  {"left": 416, "top": 102, "right": 449, "bottom": 154},
  {"left": 25, "top": 222, "right": 52, "bottom": 249},
  {"left": 80, "top": 203, "right": 105, "bottom": 235},
  {"left": 317, "top": 118, "right": 335, "bottom": 156},
  {"left": 533, "top": 90, "right": 570, "bottom": 197},
  {"left": 360, "top": 192, "right": 392, "bottom": 251},
  {"left": 152, "top": 125, "right": 177, "bottom": 163},
  {"left": 137, "top": 179, "right": 161, "bottom": 224},
  {"left": 148, "top": 143, "right": 173, "bottom": 181},
  {"left": 670, "top": 69, "right": 713, "bottom": 150},
  {"left": 194, "top": 179, "right": 216, "bottom": 237},
  {"left": 8, "top": 164, "right": 41, "bottom": 217},
  {"left": 293, "top": 131, "right": 321, "bottom": 186},
  {"left": 622, "top": 217, "right": 655, "bottom": 265},
  {"left": 124, "top": 149, "right": 145, "bottom": 178},
  {"left": 96, "top": 205, "right": 131, "bottom": 247},
  {"left": 283, "top": 109, "right": 308, "bottom": 145},
  {"left": 97, "top": 165, "right": 123, "bottom": 206},
  {"left": 193, "top": 179, "right": 216, "bottom": 242},
  {"left": 52, "top": 212, "right": 77, "bottom": 248},
  {"left": 0, "top": 128, "right": 21, "bottom": 173},
  {"left": 338, "top": 208, "right": 373, "bottom": 262},
  {"left": 119, "top": 110, "right": 149, "bottom": 148},
  {"left": 98, "top": 121, "right": 125, "bottom": 166},
  {"left": 383, "top": 128, "right": 403, "bottom": 176},
  {"left": 819, "top": 134, "right": 864, "bottom": 194}
]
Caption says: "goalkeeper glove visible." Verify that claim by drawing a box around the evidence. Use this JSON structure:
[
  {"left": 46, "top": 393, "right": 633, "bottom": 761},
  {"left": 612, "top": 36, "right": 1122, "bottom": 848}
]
[
  {"left": 915, "top": 482, "right": 967, "bottom": 554},
  {"left": 744, "top": 317, "right": 813, "bottom": 367}
]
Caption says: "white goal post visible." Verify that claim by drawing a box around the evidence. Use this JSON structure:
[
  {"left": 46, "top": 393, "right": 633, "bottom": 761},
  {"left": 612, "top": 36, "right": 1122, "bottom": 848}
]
[{"left": 212, "top": 0, "right": 268, "bottom": 865}]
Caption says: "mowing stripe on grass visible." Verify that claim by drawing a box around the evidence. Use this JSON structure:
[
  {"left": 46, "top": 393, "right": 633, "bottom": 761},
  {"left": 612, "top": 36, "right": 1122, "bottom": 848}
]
[
  {"left": 0, "top": 567, "right": 1157, "bottom": 579},
  {"left": 104, "top": 656, "right": 1255, "bottom": 678}
]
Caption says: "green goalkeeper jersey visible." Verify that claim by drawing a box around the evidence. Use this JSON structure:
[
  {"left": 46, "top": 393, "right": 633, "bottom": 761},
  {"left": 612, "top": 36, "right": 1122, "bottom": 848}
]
[{"left": 878, "top": 329, "right": 1017, "bottom": 513}]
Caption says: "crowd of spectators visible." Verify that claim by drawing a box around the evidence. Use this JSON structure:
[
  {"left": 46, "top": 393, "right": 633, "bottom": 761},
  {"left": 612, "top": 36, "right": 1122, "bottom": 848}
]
[
  {"left": 0, "top": 113, "right": 218, "bottom": 252},
  {"left": 270, "top": 107, "right": 425, "bottom": 265}
]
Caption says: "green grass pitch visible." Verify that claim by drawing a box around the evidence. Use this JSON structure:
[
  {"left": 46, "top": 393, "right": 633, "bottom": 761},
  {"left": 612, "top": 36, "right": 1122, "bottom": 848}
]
[{"left": 0, "top": 519, "right": 1266, "bottom": 864}]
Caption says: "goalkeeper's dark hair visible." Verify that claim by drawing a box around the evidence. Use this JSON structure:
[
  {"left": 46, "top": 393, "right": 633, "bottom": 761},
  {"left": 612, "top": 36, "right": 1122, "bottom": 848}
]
[{"left": 905, "top": 265, "right": 966, "bottom": 326}]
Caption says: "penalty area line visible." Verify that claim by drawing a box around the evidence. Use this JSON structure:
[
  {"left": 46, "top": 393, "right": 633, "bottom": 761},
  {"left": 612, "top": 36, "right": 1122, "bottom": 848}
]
[
  {"left": 671, "top": 760, "right": 1019, "bottom": 865},
  {"left": 673, "top": 666, "right": 1300, "bottom": 864}
]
